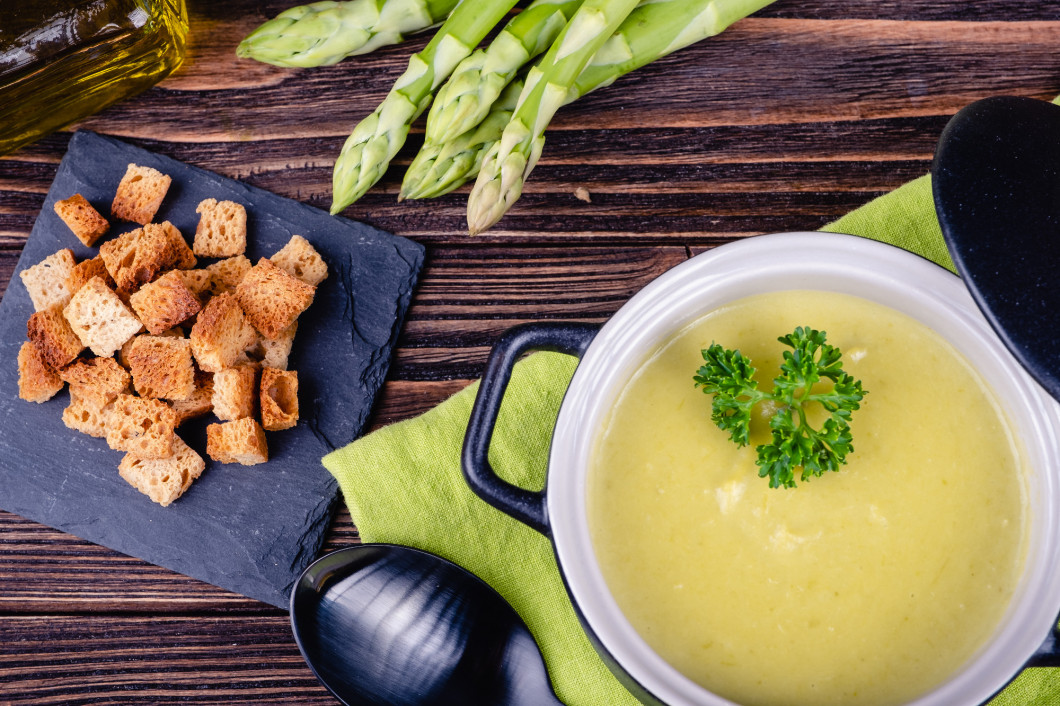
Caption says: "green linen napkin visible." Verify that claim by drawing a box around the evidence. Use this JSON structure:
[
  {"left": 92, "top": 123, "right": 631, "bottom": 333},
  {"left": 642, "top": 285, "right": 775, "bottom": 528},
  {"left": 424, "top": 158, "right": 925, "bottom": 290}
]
[{"left": 322, "top": 99, "right": 1060, "bottom": 706}]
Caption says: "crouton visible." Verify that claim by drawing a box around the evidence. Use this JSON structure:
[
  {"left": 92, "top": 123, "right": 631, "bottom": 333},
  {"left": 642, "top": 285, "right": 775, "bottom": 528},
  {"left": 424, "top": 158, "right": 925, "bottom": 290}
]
[
  {"left": 155, "top": 221, "right": 196, "bottom": 269},
  {"left": 212, "top": 364, "right": 258, "bottom": 421},
  {"left": 206, "top": 418, "right": 268, "bottom": 465},
  {"left": 111, "top": 163, "right": 171, "bottom": 225},
  {"left": 246, "top": 322, "right": 297, "bottom": 370},
  {"left": 126, "top": 335, "right": 196, "bottom": 400},
  {"left": 260, "top": 367, "right": 298, "bottom": 431},
  {"left": 193, "top": 199, "right": 247, "bottom": 258},
  {"left": 61, "top": 393, "right": 114, "bottom": 438},
  {"left": 129, "top": 271, "right": 201, "bottom": 335},
  {"left": 189, "top": 292, "right": 257, "bottom": 373},
  {"left": 66, "top": 256, "right": 114, "bottom": 296},
  {"left": 20, "top": 248, "right": 77, "bottom": 312},
  {"left": 235, "top": 258, "right": 315, "bottom": 340},
  {"left": 53, "top": 194, "right": 109, "bottom": 247},
  {"left": 118, "top": 326, "right": 183, "bottom": 369},
  {"left": 176, "top": 269, "right": 212, "bottom": 301},
  {"left": 169, "top": 369, "right": 214, "bottom": 426},
  {"left": 58, "top": 357, "right": 130, "bottom": 407},
  {"left": 205, "top": 255, "right": 251, "bottom": 296},
  {"left": 118, "top": 435, "right": 205, "bottom": 507},
  {"left": 63, "top": 276, "right": 142, "bottom": 357},
  {"left": 99, "top": 224, "right": 181, "bottom": 294},
  {"left": 27, "top": 306, "right": 84, "bottom": 369},
  {"left": 270, "top": 235, "right": 328, "bottom": 286},
  {"left": 17, "top": 341, "right": 63, "bottom": 403},
  {"left": 106, "top": 393, "right": 176, "bottom": 459}
]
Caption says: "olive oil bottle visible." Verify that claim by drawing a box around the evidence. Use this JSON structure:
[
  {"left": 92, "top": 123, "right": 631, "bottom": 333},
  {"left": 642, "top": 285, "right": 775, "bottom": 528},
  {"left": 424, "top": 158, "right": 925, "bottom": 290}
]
[{"left": 0, "top": 0, "right": 188, "bottom": 156}]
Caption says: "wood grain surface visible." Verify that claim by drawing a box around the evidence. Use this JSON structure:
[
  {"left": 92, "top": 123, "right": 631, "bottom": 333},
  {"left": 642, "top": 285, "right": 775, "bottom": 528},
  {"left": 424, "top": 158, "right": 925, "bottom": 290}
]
[{"left": 2, "top": 0, "right": 1059, "bottom": 702}]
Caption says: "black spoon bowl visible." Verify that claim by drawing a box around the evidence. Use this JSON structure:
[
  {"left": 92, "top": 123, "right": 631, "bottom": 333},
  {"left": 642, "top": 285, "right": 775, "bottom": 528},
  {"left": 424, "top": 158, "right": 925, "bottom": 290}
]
[
  {"left": 933, "top": 95, "right": 1060, "bottom": 402},
  {"left": 290, "top": 544, "right": 563, "bottom": 706}
]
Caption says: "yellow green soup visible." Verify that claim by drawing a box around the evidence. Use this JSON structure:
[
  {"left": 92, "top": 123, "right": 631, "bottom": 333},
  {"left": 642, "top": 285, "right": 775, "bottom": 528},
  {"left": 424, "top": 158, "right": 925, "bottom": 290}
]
[{"left": 588, "top": 290, "right": 1027, "bottom": 706}]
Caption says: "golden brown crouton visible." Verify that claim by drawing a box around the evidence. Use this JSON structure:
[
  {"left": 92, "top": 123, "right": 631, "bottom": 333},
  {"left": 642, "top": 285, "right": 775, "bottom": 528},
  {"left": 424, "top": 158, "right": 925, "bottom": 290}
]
[
  {"left": 126, "top": 335, "right": 196, "bottom": 400},
  {"left": 20, "top": 248, "right": 77, "bottom": 312},
  {"left": 129, "top": 271, "right": 202, "bottom": 335},
  {"left": 17, "top": 341, "right": 64, "bottom": 403},
  {"left": 53, "top": 194, "right": 109, "bottom": 247},
  {"left": 205, "top": 255, "right": 252, "bottom": 296},
  {"left": 169, "top": 369, "right": 214, "bottom": 426},
  {"left": 27, "top": 306, "right": 84, "bottom": 369},
  {"left": 66, "top": 256, "right": 115, "bottom": 297},
  {"left": 106, "top": 394, "right": 176, "bottom": 459},
  {"left": 189, "top": 292, "right": 257, "bottom": 373},
  {"left": 99, "top": 224, "right": 179, "bottom": 294},
  {"left": 212, "top": 364, "right": 258, "bottom": 421},
  {"left": 193, "top": 199, "right": 247, "bottom": 258},
  {"left": 206, "top": 418, "right": 268, "bottom": 465},
  {"left": 176, "top": 269, "right": 212, "bottom": 301},
  {"left": 261, "top": 367, "right": 298, "bottom": 431},
  {"left": 245, "top": 322, "right": 297, "bottom": 370},
  {"left": 61, "top": 393, "right": 114, "bottom": 438},
  {"left": 111, "top": 164, "right": 171, "bottom": 225},
  {"left": 154, "top": 221, "right": 196, "bottom": 269},
  {"left": 118, "top": 435, "right": 205, "bottom": 507},
  {"left": 63, "top": 277, "right": 143, "bottom": 357},
  {"left": 58, "top": 357, "right": 130, "bottom": 407},
  {"left": 235, "top": 258, "right": 315, "bottom": 340},
  {"left": 270, "top": 235, "right": 328, "bottom": 286}
]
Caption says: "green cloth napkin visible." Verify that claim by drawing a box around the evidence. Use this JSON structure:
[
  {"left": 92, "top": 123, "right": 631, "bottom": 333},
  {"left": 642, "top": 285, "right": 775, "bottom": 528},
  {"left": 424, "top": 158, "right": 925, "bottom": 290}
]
[{"left": 322, "top": 100, "right": 1060, "bottom": 706}]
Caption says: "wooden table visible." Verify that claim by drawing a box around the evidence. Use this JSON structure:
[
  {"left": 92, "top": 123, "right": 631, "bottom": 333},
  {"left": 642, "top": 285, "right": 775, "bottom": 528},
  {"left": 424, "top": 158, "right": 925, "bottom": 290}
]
[{"left": 1, "top": 0, "right": 1058, "bottom": 702}]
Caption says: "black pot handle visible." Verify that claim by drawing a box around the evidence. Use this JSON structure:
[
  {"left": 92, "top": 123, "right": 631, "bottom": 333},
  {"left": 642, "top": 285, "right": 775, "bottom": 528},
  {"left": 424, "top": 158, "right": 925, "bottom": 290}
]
[
  {"left": 461, "top": 322, "right": 600, "bottom": 536},
  {"left": 1026, "top": 612, "right": 1060, "bottom": 667}
]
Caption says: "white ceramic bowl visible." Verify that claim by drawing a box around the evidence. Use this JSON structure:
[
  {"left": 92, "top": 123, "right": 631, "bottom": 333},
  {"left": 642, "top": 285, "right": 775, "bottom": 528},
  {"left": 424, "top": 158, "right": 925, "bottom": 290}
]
[{"left": 464, "top": 232, "right": 1060, "bottom": 706}]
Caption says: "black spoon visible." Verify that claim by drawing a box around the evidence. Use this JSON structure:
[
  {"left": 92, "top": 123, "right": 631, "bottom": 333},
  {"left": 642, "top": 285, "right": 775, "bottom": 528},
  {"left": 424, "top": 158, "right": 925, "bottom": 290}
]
[
  {"left": 290, "top": 544, "right": 564, "bottom": 706},
  {"left": 933, "top": 95, "right": 1060, "bottom": 402}
]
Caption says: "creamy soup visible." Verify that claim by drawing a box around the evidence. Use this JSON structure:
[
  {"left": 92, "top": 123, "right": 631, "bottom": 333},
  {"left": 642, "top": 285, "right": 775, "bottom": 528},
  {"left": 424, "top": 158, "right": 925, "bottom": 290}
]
[{"left": 588, "top": 290, "right": 1027, "bottom": 706}]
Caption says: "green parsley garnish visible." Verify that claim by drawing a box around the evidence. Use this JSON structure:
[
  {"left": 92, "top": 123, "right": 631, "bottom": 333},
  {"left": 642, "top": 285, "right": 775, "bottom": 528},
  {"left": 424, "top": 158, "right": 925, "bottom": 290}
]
[{"left": 693, "top": 327, "right": 867, "bottom": 489}]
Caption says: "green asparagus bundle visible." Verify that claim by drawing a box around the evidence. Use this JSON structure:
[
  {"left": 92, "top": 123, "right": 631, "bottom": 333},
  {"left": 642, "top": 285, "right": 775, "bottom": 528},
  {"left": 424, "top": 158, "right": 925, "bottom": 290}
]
[
  {"left": 237, "top": 0, "right": 459, "bottom": 68},
  {"left": 330, "top": 0, "right": 521, "bottom": 214},
  {"left": 466, "top": 0, "right": 773, "bottom": 233},
  {"left": 424, "top": 0, "right": 583, "bottom": 146},
  {"left": 403, "top": 0, "right": 774, "bottom": 202}
]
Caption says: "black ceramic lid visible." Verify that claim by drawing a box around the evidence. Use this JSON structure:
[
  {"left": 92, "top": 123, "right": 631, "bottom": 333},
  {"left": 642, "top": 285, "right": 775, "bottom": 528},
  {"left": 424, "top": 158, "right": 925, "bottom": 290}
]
[{"left": 932, "top": 95, "right": 1060, "bottom": 402}]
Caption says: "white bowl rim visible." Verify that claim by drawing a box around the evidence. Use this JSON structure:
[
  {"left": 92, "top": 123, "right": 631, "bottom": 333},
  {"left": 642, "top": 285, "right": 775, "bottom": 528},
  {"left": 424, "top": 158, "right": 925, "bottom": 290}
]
[{"left": 547, "top": 231, "right": 1060, "bottom": 706}]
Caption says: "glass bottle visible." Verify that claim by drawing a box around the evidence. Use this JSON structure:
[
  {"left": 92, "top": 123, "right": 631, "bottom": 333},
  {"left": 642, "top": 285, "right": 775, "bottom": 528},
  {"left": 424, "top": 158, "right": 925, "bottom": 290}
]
[{"left": 0, "top": 0, "right": 188, "bottom": 156}]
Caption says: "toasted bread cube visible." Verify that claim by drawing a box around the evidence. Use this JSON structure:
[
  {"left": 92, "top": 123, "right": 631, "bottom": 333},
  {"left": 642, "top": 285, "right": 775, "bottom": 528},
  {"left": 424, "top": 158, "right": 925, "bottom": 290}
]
[
  {"left": 58, "top": 357, "right": 130, "bottom": 407},
  {"left": 235, "top": 259, "right": 315, "bottom": 340},
  {"left": 99, "top": 225, "right": 180, "bottom": 294},
  {"left": 212, "top": 364, "right": 259, "bottom": 421},
  {"left": 54, "top": 194, "right": 109, "bottom": 247},
  {"left": 189, "top": 292, "right": 257, "bottom": 373},
  {"left": 270, "top": 235, "right": 328, "bottom": 286},
  {"left": 129, "top": 271, "right": 202, "bottom": 335},
  {"left": 106, "top": 394, "right": 176, "bottom": 459},
  {"left": 67, "top": 256, "right": 115, "bottom": 297},
  {"left": 118, "top": 326, "right": 183, "bottom": 369},
  {"left": 27, "top": 306, "right": 84, "bottom": 369},
  {"left": 177, "top": 269, "right": 212, "bottom": 301},
  {"left": 17, "top": 341, "right": 63, "bottom": 403},
  {"left": 111, "top": 164, "right": 171, "bottom": 225},
  {"left": 246, "top": 322, "right": 297, "bottom": 370},
  {"left": 20, "top": 248, "right": 77, "bottom": 313},
  {"left": 193, "top": 199, "right": 247, "bottom": 258},
  {"left": 169, "top": 369, "right": 214, "bottom": 426},
  {"left": 118, "top": 434, "right": 205, "bottom": 507},
  {"left": 62, "top": 393, "right": 114, "bottom": 438},
  {"left": 155, "top": 221, "right": 196, "bottom": 270},
  {"left": 205, "top": 255, "right": 252, "bottom": 296},
  {"left": 126, "top": 336, "right": 195, "bottom": 400},
  {"left": 63, "top": 277, "right": 142, "bottom": 357},
  {"left": 261, "top": 367, "right": 298, "bottom": 431},
  {"left": 206, "top": 418, "right": 268, "bottom": 465}
]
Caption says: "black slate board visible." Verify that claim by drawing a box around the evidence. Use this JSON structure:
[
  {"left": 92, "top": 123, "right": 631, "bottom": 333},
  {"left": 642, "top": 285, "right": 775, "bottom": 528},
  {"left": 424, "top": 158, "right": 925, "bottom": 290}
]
[{"left": 0, "top": 131, "right": 424, "bottom": 608}]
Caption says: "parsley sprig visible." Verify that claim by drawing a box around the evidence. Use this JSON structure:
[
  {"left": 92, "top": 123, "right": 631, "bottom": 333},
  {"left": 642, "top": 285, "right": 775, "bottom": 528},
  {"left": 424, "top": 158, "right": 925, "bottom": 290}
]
[{"left": 693, "top": 327, "right": 867, "bottom": 489}]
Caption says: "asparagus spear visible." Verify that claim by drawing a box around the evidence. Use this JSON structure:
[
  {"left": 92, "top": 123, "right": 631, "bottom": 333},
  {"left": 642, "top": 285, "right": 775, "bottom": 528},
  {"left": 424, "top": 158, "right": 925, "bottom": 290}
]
[
  {"left": 466, "top": 0, "right": 775, "bottom": 233},
  {"left": 330, "top": 0, "right": 521, "bottom": 214},
  {"left": 401, "top": 78, "right": 525, "bottom": 200},
  {"left": 237, "top": 0, "right": 459, "bottom": 68},
  {"left": 424, "top": 0, "right": 583, "bottom": 146},
  {"left": 466, "top": 0, "right": 641, "bottom": 234}
]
